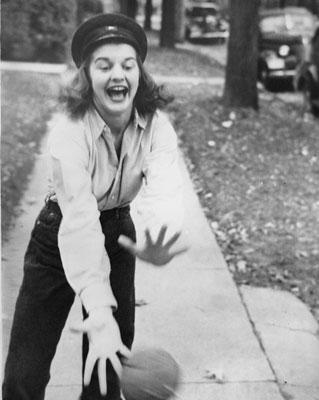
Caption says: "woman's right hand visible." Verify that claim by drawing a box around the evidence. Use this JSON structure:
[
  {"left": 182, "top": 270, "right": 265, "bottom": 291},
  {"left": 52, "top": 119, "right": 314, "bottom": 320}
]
[
  {"left": 71, "top": 307, "right": 130, "bottom": 396},
  {"left": 118, "top": 225, "right": 188, "bottom": 266}
]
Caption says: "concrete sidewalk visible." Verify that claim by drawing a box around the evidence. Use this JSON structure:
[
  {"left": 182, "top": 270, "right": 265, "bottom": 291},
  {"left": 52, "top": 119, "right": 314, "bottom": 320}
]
[{"left": 2, "top": 133, "right": 319, "bottom": 400}]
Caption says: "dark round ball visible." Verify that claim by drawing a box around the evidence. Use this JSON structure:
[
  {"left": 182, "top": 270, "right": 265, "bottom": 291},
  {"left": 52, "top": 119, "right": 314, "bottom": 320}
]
[{"left": 121, "top": 348, "right": 181, "bottom": 400}]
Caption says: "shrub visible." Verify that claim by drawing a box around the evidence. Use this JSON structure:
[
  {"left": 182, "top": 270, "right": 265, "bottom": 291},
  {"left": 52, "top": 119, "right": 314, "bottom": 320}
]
[
  {"left": 1, "top": 0, "right": 35, "bottom": 61},
  {"left": 76, "top": 0, "right": 104, "bottom": 24},
  {"left": 1, "top": 0, "right": 77, "bottom": 63},
  {"left": 29, "top": 0, "right": 77, "bottom": 63}
]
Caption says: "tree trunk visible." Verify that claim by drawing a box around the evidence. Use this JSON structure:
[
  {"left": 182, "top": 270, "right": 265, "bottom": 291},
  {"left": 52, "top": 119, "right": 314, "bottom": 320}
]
[
  {"left": 119, "top": 0, "right": 138, "bottom": 19},
  {"left": 144, "top": 0, "right": 153, "bottom": 31},
  {"left": 175, "top": 0, "right": 185, "bottom": 43},
  {"left": 160, "top": 0, "right": 176, "bottom": 48},
  {"left": 223, "top": 0, "right": 260, "bottom": 110},
  {"left": 279, "top": 0, "right": 286, "bottom": 7},
  {"left": 311, "top": 0, "right": 319, "bottom": 14}
]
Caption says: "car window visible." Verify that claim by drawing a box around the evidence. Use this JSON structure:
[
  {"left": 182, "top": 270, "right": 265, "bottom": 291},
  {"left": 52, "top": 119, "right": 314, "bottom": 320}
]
[
  {"left": 260, "top": 15, "right": 286, "bottom": 33},
  {"left": 260, "top": 13, "right": 314, "bottom": 35},
  {"left": 191, "top": 7, "right": 217, "bottom": 17},
  {"left": 286, "top": 14, "right": 314, "bottom": 35}
]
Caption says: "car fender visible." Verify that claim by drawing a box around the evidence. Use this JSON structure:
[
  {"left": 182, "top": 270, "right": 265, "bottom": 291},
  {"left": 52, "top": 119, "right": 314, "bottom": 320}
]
[
  {"left": 295, "top": 62, "right": 318, "bottom": 91},
  {"left": 257, "top": 57, "right": 269, "bottom": 80}
]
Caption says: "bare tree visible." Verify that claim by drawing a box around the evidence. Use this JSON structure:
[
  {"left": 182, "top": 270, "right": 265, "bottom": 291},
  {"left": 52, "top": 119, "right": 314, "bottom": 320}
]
[
  {"left": 160, "top": 0, "right": 176, "bottom": 48},
  {"left": 175, "top": 0, "right": 185, "bottom": 43},
  {"left": 311, "top": 0, "right": 319, "bottom": 14},
  {"left": 119, "top": 0, "right": 138, "bottom": 19},
  {"left": 223, "top": 0, "right": 260, "bottom": 110},
  {"left": 144, "top": 0, "right": 153, "bottom": 31}
]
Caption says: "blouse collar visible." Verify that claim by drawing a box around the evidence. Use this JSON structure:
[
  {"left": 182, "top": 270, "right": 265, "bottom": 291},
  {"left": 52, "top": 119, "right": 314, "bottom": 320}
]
[{"left": 87, "top": 105, "right": 147, "bottom": 141}]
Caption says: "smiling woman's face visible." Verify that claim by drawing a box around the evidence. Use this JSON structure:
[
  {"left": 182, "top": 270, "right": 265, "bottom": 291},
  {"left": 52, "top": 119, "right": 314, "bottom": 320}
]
[{"left": 88, "top": 42, "right": 140, "bottom": 118}]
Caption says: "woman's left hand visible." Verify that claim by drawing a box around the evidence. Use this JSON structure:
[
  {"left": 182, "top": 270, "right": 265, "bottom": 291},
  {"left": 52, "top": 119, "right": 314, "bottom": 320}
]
[{"left": 118, "top": 225, "right": 188, "bottom": 266}]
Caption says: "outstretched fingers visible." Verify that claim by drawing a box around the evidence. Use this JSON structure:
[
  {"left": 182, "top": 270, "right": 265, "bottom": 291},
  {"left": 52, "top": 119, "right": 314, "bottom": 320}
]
[
  {"left": 164, "top": 231, "right": 181, "bottom": 249},
  {"left": 156, "top": 225, "right": 168, "bottom": 245},
  {"left": 144, "top": 228, "right": 153, "bottom": 246},
  {"left": 110, "top": 354, "right": 123, "bottom": 378},
  {"left": 98, "top": 358, "right": 107, "bottom": 395},
  {"left": 169, "top": 246, "right": 188, "bottom": 259},
  {"left": 119, "top": 344, "right": 131, "bottom": 359},
  {"left": 84, "top": 352, "right": 96, "bottom": 387}
]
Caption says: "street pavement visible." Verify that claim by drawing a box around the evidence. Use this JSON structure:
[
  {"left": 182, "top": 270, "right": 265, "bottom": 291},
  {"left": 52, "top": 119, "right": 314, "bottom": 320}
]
[{"left": 1, "top": 62, "right": 319, "bottom": 400}]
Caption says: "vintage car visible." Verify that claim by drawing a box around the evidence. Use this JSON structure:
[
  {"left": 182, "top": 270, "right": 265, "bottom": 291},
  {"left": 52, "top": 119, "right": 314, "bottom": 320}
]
[
  {"left": 295, "top": 27, "right": 319, "bottom": 115},
  {"left": 258, "top": 7, "right": 317, "bottom": 90},
  {"left": 185, "top": 2, "right": 229, "bottom": 42}
]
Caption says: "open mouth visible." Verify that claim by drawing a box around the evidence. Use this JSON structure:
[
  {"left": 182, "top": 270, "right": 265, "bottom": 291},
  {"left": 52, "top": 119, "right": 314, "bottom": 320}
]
[{"left": 106, "top": 85, "right": 129, "bottom": 102}]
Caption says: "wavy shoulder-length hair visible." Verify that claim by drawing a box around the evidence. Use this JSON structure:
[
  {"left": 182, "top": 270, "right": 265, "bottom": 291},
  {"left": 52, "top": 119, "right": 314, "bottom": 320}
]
[{"left": 59, "top": 48, "right": 173, "bottom": 120}]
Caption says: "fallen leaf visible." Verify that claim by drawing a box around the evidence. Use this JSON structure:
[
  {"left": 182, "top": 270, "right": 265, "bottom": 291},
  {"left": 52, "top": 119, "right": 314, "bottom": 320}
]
[
  {"left": 301, "top": 146, "right": 309, "bottom": 156},
  {"left": 211, "top": 221, "right": 219, "bottom": 230},
  {"left": 204, "top": 368, "right": 226, "bottom": 383},
  {"left": 135, "top": 299, "right": 148, "bottom": 307},
  {"left": 222, "top": 120, "right": 233, "bottom": 128},
  {"left": 26, "top": 197, "right": 37, "bottom": 205},
  {"left": 237, "top": 260, "right": 247, "bottom": 272},
  {"left": 229, "top": 111, "right": 236, "bottom": 120}
]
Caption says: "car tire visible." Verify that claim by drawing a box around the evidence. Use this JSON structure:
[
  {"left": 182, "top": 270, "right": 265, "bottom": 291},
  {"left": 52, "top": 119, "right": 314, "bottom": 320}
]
[
  {"left": 301, "top": 74, "right": 319, "bottom": 115},
  {"left": 260, "top": 65, "right": 272, "bottom": 91},
  {"left": 185, "top": 28, "right": 190, "bottom": 41}
]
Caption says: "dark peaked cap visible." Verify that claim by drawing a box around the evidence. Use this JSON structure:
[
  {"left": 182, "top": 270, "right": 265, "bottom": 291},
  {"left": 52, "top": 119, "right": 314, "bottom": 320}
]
[{"left": 71, "top": 13, "right": 148, "bottom": 68}]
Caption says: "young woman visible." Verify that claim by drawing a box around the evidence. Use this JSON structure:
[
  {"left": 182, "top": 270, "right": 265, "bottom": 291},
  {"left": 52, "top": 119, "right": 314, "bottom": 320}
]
[{"left": 3, "top": 13, "right": 185, "bottom": 400}]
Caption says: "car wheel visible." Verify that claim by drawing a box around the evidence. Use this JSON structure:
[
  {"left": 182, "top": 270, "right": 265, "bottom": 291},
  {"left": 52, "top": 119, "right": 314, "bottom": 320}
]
[
  {"left": 301, "top": 75, "right": 318, "bottom": 115},
  {"left": 185, "top": 28, "right": 190, "bottom": 41},
  {"left": 259, "top": 65, "right": 272, "bottom": 91},
  {"left": 302, "top": 82, "right": 312, "bottom": 113}
]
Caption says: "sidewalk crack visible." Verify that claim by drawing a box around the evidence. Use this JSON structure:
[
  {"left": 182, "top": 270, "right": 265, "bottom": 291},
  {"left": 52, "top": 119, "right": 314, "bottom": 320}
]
[{"left": 234, "top": 285, "right": 287, "bottom": 400}]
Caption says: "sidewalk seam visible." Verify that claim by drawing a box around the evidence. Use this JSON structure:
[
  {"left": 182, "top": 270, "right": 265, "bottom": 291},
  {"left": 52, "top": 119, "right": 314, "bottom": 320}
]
[
  {"left": 236, "top": 286, "right": 286, "bottom": 400},
  {"left": 256, "top": 321, "right": 319, "bottom": 337},
  {"left": 182, "top": 379, "right": 278, "bottom": 384}
]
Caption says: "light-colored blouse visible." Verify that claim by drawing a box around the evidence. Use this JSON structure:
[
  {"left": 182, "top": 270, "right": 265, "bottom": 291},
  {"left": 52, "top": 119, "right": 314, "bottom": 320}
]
[{"left": 47, "top": 106, "right": 183, "bottom": 313}]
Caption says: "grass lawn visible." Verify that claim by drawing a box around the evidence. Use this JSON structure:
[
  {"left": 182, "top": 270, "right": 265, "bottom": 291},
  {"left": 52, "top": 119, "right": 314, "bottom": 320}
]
[
  {"left": 1, "top": 71, "right": 59, "bottom": 238},
  {"left": 167, "top": 84, "right": 319, "bottom": 323},
  {"left": 145, "top": 45, "right": 224, "bottom": 77},
  {"left": 2, "top": 46, "right": 318, "bottom": 324}
]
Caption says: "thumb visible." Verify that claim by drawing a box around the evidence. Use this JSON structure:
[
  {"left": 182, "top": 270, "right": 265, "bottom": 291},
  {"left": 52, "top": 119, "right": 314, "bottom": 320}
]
[{"left": 118, "top": 235, "right": 137, "bottom": 254}]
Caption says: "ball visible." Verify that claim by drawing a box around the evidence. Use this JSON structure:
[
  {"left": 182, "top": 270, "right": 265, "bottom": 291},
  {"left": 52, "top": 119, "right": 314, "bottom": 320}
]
[{"left": 121, "top": 347, "right": 181, "bottom": 400}]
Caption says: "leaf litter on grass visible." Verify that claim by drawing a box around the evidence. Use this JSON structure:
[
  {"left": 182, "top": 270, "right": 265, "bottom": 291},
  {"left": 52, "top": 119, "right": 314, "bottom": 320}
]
[
  {"left": 1, "top": 70, "right": 59, "bottom": 239},
  {"left": 168, "top": 84, "right": 319, "bottom": 323}
]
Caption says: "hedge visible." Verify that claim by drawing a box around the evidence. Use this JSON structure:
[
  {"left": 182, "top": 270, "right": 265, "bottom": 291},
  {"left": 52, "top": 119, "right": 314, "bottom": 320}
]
[{"left": 1, "top": 0, "right": 77, "bottom": 63}]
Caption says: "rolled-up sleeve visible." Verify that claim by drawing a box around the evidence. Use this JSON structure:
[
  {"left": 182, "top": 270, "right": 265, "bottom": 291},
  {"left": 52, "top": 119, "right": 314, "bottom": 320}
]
[
  {"left": 140, "top": 112, "right": 184, "bottom": 238},
  {"left": 48, "top": 116, "right": 116, "bottom": 313}
]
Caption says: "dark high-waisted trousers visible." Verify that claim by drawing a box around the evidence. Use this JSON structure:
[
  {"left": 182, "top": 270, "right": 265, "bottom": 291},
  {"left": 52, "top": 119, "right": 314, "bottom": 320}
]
[{"left": 2, "top": 200, "right": 136, "bottom": 400}]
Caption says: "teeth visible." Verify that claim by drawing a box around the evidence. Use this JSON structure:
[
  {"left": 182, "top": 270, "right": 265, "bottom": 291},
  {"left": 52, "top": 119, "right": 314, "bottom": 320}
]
[
  {"left": 108, "top": 86, "right": 127, "bottom": 91},
  {"left": 107, "top": 86, "right": 128, "bottom": 96}
]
